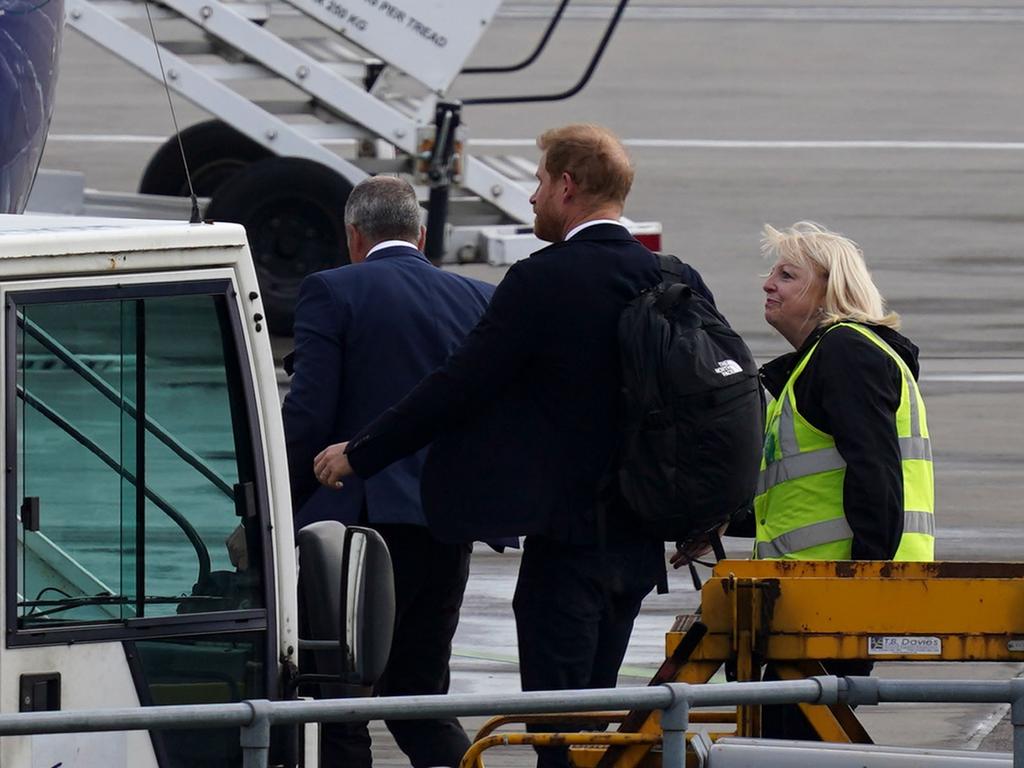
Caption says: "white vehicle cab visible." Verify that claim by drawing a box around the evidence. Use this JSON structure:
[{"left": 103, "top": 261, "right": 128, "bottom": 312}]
[{"left": 0, "top": 214, "right": 392, "bottom": 768}]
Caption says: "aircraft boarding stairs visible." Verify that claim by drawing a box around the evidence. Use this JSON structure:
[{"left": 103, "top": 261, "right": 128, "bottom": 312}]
[{"left": 61, "top": 0, "right": 661, "bottom": 266}]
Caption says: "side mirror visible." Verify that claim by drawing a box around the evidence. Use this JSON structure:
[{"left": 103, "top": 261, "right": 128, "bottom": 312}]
[
  {"left": 340, "top": 525, "right": 395, "bottom": 685},
  {"left": 296, "top": 521, "right": 395, "bottom": 687}
]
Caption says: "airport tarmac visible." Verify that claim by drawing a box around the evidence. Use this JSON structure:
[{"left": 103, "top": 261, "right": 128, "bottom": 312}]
[{"left": 38, "top": 0, "right": 1024, "bottom": 761}]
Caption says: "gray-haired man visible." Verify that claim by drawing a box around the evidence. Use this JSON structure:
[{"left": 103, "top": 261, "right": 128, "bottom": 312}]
[{"left": 283, "top": 175, "right": 497, "bottom": 767}]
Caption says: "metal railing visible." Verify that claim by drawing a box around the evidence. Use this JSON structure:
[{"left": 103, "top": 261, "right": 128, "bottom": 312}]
[{"left": 0, "top": 676, "right": 1022, "bottom": 767}]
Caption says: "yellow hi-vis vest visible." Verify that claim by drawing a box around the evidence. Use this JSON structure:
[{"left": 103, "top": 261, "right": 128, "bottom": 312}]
[{"left": 753, "top": 323, "right": 934, "bottom": 561}]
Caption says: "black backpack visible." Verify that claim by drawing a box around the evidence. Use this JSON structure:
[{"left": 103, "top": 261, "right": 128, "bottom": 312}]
[{"left": 614, "top": 255, "right": 763, "bottom": 555}]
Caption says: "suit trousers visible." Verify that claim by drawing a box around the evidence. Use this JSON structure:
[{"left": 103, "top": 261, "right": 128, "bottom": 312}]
[
  {"left": 321, "top": 524, "right": 472, "bottom": 768},
  {"left": 512, "top": 534, "right": 664, "bottom": 768}
]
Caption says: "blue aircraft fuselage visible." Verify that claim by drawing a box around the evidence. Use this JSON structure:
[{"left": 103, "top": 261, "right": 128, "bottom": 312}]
[{"left": 0, "top": 0, "right": 64, "bottom": 213}]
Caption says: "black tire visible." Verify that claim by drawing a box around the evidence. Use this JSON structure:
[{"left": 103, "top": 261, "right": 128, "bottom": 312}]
[
  {"left": 205, "top": 156, "right": 353, "bottom": 336},
  {"left": 138, "top": 119, "right": 273, "bottom": 197}
]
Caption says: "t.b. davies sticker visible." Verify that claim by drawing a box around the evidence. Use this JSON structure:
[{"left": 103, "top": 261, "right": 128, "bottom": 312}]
[{"left": 868, "top": 636, "right": 942, "bottom": 655}]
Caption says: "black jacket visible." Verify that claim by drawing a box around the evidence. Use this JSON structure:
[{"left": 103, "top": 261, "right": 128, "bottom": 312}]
[
  {"left": 757, "top": 322, "right": 923, "bottom": 559},
  {"left": 346, "top": 224, "right": 713, "bottom": 547}
]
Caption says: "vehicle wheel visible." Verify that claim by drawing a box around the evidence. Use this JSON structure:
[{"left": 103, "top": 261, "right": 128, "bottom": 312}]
[
  {"left": 205, "top": 156, "right": 353, "bottom": 335},
  {"left": 138, "top": 119, "right": 273, "bottom": 197}
]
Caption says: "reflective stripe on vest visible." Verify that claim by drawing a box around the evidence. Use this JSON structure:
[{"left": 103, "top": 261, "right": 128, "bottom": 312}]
[
  {"left": 754, "top": 322, "right": 935, "bottom": 561},
  {"left": 755, "top": 509, "right": 935, "bottom": 559},
  {"left": 756, "top": 435, "right": 933, "bottom": 495}
]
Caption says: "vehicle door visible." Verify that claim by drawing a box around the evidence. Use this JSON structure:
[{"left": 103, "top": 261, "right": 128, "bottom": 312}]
[{"left": 0, "top": 270, "right": 277, "bottom": 768}]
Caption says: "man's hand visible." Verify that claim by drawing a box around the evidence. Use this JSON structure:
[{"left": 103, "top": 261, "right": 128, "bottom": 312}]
[
  {"left": 669, "top": 538, "right": 714, "bottom": 569},
  {"left": 314, "top": 442, "right": 353, "bottom": 489},
  {"left": 668, "top": 522, "right": 730, "bottom": 569}
]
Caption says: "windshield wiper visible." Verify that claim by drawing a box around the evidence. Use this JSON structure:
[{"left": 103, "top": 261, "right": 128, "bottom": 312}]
[{"left": 20, "top": 593, "right": 221, "bottom": 619}]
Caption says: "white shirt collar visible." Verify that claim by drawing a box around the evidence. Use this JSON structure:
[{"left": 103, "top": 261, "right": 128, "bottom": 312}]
[
  {"left": 564, "top": 219, "right": 626, "bottom": 241},
  {"left": 367, "top": 239, "right": 418, "bottom": 257}
]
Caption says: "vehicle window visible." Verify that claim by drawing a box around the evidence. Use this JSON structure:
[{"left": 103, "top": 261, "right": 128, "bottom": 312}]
[
  {"left": 12, "top": 285, "right": 264, "bottom": 632},
  {"left": 133, "top": 632, "right": 265, "bottom": 768}
]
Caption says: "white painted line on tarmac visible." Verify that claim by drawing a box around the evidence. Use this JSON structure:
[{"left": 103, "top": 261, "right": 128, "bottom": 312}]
[
  {"left": 49, "top": 134, "right": 168, "bottom": 144},
  {"left": 923, "top": 373, "right": 1024, "bottom": 383},
  {"left": 470, "top": 138, "right": 1024, "bottom": 151},
  {"left": 47, "top": 133, "right": 360, "bottom": 146},
  {"left": 204, "top": 4, "right": 1024, "bottom": 23},
  {"left": 942, "top": 527, "right": 1024, "bottom": 539},
  {"left": 964, "top": 702, "right": 1009, "bottom": 750},
  {"left": 626, "top": 139, "right": 1024, "bottom": 151},
  {"left": 499, "top": 4, "right": 1024, "bottom": 24},
  {"left": 49, "top": 134, "right": 1024, "bottom": 152}
]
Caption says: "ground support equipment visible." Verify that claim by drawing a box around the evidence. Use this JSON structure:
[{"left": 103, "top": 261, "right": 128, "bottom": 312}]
[{"left": 470, "top": 561, "right": 1024, "bottom": 768}]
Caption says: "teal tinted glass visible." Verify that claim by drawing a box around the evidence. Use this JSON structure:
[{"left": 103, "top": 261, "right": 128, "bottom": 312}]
[
  {"left": 141, "top": 294, "right": 260, "bottom": 617},
  {"left": 14, "top": 290, "right": 263, "bottom": 629},
  {"left": 18, "top": 300, "right": 136, "bottom": 624}
]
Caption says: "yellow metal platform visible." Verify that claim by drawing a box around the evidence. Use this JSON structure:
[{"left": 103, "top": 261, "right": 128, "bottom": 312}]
[{"left": 459, "top": 560, "right": 1024, "bottom": 768}]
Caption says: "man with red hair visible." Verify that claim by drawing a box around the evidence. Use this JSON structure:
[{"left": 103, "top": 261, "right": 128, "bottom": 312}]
[{"left": 316, "top": 125, "right": 716, "bottom": 768}]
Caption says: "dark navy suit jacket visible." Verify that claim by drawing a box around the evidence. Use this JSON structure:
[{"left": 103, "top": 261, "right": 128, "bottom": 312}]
[
  {"left": 282, "top": 243, "right": 495, "bottom": 532},
  {"left": 346, "top": 224, "right": 714, "bottom": 546}
]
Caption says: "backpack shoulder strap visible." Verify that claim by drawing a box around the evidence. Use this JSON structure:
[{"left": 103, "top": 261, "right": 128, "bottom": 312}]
[
  {"left": 657, "top": 253, "right": 687, "bottom": 283},
  {"left": 654, "top": 282, "right": 692, "bottom": 314}
]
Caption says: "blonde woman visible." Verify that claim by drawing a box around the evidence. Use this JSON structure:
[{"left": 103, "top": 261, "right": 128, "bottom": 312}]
[
  {"left": 756, "top": 221, "right": 937, "bottom": 739},
  {"left": 757, "top": 221, "right": 934, "bottom": 563}
]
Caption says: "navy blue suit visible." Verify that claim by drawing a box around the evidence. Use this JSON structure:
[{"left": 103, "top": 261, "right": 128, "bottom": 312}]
[
  {"left": 282, "top": 243, "right": 495, "bottom": 768},
  {"left": 284, "top": 243, "right": 494, "bottom": 530},
  {"left": 346, "top": 224, "right": 716, "bottom": 768}
]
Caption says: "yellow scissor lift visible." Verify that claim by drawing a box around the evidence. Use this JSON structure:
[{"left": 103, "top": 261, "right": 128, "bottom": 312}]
[{"left": 464, "top": 560, "right": 1024, "bottom": 768}]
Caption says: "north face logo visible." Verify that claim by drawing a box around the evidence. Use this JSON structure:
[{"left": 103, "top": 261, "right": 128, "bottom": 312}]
[{"left": 714, "top": 359, "right": 742, "bottom": 376}]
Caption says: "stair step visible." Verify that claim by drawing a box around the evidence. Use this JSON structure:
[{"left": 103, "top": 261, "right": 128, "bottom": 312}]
[
  {"left": 193, "top": 61, "right": 270, "bottom": 80},
  {"left": 290, "top": 122, "right": 372, "bottom": 142},
  {"left": 473, "top": 155, "right": 537, "bottom": 186},
  {"left": 287, "top": 36, "right": 370, "bottom": 65}
]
